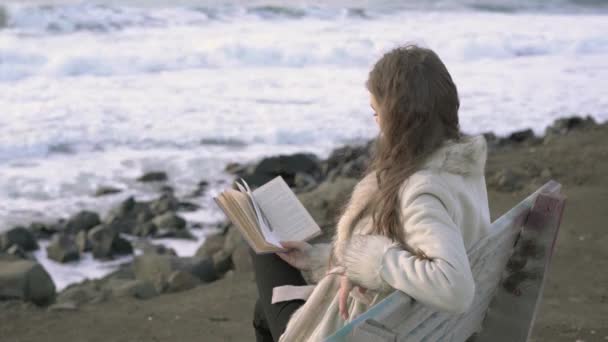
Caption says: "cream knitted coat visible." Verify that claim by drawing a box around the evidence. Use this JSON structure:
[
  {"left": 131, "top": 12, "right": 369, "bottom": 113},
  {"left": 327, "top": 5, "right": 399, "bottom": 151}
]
[{"left": 274, "top": 135, "right": 491, "bottom": 342}]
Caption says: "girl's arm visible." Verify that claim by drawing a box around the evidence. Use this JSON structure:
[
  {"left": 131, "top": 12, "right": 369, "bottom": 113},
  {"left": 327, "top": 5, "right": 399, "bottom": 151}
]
[{"left": 340, "top": 185, "right": 476, "bottom": 315}]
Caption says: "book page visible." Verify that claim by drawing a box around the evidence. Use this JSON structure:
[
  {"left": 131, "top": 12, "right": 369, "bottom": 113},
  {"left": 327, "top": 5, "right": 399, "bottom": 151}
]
[
  {"left": 251, "top": 176, "right": 321, "bottom": 242},
  {"left": 236, "top": 179, "right": 282, "bottom": 248}
]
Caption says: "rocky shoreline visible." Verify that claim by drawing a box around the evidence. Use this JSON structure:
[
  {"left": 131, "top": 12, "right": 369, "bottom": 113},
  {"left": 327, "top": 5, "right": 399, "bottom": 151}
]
[{"left": 1, "top": 115, "right": 607, "bottom": 342}]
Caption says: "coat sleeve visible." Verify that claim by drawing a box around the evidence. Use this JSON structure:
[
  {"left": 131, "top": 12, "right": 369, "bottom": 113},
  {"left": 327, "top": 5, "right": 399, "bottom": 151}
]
[
  {"left": 300, "top": 242, "right": 333, "bottom": 285},
  {"left": 341, "top": 184, "right": 476, "bottom": 314}
]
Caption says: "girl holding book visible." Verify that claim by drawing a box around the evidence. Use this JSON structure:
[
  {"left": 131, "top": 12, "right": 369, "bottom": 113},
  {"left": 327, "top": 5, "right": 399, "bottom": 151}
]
[{"left": 249, "top": 43, "right": 491, "bottom": 342}]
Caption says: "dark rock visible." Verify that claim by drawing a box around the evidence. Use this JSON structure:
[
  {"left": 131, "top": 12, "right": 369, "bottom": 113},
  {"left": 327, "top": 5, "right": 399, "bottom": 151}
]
[
  {"left": 105, "top": 196, "right": 153, "bottom": 235},
  {"left": 28, "top": 222, "right": 57, "bottom": 240},
  {"left": 94, "top": 186, "right": 122, "bottom": 197},
  {"left": 211, "top": 250, "right": 233, "bottom": 276},
  {"left": 136, "top": 171, "right": 168, "bottom": 182},
  {"left": 133, "top": 255, "right": 218, "bottom": 293},
  {"left": 46, "top": 234, "right": 80, "bottom": 263},
  {"left": 133, "top": 222, "right": 157, "bottom": 237},
  {"left": 187, "top": 180, "right": 209, "bottom": 197},
  {"left": 64, "top": 210, "right": 101, "bottom": 234},
  {"left": 135, "top": 241, "right": 177, "bottom": 256},
  {"left": 0, "top": 260, "right": 56, "bottom": 305},
  {"left": 505, "top": 129, "right": 536, "bottom": 144},
  {"left": 177, "top": 201, "right": 200, "bottom": 212},
  {"left": 545, "top": 115, "right": 597, "bottom": 136},
  {"left": 0, "top": 226, "right": 38, "bottom": 252},
  {"left": 149, "top": 193, "right": 180, "bottom": 215},
  {"left": 6, "top": 244, "right": 29, "bottom": 259},
  {"left": 167, "top": 270, "right": 199, "bottom": 293},
  {"left": 322, "top": 143, "right": 369, "bottom": 179},
  {"left": 151, "top": 212, "right": 191, "bottom": 239},
  {"left": 242, "top": 153, "right": 322, "bottom": 188},
  {"left": 87, "top": 225, "right": 133, "bottom": 260}
]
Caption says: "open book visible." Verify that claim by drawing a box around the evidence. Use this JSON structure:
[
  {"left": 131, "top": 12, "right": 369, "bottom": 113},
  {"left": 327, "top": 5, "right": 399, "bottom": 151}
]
[{"left": 213, "top": 175, "right": 322, "bottom": 254}]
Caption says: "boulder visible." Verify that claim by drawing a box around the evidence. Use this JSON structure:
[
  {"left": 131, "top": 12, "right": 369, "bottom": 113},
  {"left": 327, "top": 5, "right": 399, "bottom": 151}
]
[
  {"left": 136, "top": 171, "right": 168, "bottom": 182},
  {"left": 104, "top": 196, "right": 153, "bottom": 235},
  {"left": 241, "top": 153, "right": 323, "bottom": 188},
  {"left": 94, "top": 186, "right": 122, "bottom": 197},
  {"left": 75, "top": 230, "right": 91, "bottom": 253},
  {"left": 545, "top": 115, "right": 597, "bottom": 136},
  {"left": 133, "top": 254, "right": 217, "bottom": 293},
  {"left": 64, "top": 210, "right": 101, "bottom": 234},
  {"left": 0, "top": 260, "right": 56, "bottom": 305},
  {"left": 0, "top": 226, "right": 38, "bottom": 252},
  {"left": 109, "top": 279, "right": 159, "bottom": 300},
  {"left": 195, "top": 233, "right": 225, "bottom": 258},
  {"left": 167, "top": 271, "right": 199, "bottom": 293},
  {"left": 149, "top": 193, "right": 180, "bottom": 215},
  {"left": 28, "top": 222, "right": 57, "bottom": 240},
  {"left": 87, "top": 225, "right": 133, "bottom": 260},
  {"left": 46, "top": 234, "right": 80, "bottom": 263}
]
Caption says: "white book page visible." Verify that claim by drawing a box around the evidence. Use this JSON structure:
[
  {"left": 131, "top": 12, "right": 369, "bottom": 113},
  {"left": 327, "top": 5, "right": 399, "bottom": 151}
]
[
  {"left": 236, "top": 178, "right": 282, "bottom": 247},
  {"left": 252, "top": 176, "right": 321, "bottom": 242}
]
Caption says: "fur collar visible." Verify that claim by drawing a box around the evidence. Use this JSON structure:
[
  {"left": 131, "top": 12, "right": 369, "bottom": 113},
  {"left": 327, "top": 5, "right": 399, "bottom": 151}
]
[{"left": 329, "top": 134, "right": 488, "bottom": 264}]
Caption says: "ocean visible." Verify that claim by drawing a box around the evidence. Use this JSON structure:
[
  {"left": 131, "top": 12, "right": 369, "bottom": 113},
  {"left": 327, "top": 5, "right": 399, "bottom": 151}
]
[{"left": 1, "top": 0, "right": 607, "bottom": 289}]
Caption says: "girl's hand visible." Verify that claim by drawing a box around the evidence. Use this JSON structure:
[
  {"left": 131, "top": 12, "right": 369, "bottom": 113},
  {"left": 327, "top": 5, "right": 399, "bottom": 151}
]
[
  {"left": 276, "top": 240, "right": 313, "bottom": 270},
  {"left": 338, "top": 275, "right": 368, "bottom": 320}
]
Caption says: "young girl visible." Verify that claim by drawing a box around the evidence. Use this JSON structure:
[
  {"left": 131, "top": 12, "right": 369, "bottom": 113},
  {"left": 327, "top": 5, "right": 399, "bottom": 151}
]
[{"left": 249, "top": 44, "right": 491, "bottom": 342}]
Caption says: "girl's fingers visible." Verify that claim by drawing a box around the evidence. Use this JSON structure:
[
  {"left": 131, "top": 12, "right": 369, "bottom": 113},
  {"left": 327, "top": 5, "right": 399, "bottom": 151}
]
[{"left": 339, "top": 276, "right": 352, "bottom": 320}]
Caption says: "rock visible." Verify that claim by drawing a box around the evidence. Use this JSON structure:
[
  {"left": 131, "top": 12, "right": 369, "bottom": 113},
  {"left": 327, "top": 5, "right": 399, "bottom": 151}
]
[
  {"left": 187, "top": 180, "right": 209, "bottom": 197},
  {"left": 231, "top": 243, "right": 253, "bottom": 273},
  {"left": 177, "top": 201, "right": 200, "bottom": 212},
  {"left": 149, "top": 193, "right": 179, "bottom": 215},
  {"left": 152, "top": 212, "right": 192, "bottom": 239},
  {"left": 46, "top": 234, "right": 80, "bottom": 263},
  {"left": 242, "top": 153, "right": 322, "bottom": 188},
  {"left": 133, "top": 255, "right": 218, "bottom": 293},
  {"left": 0, "top": 226, "right": 38, "bottom": 252},
  {"left": 322, "top": 144, "right": 369, "bottom": 179},
  {"left": 64, "top": 210, "right": 101, "bottom": 234},
  {"left": 133, "top": 222, "right": 158, "bottom": 237},
  {"left": 167, "top": 270, "right": 199, "bottom": 293},
  {"left": 57, "top": 281, "right": 103, "bottom": 307},
  {"left": 297, "top": 176, "right": 359, "bottom": 241},
  {"left": 28, "top": 222, "right": 57, "bottom": 240},
  {"left": 211, "top": 250, "right": 233, "bottom": 276},
  {"left": 105, "top": 196, "right": 153, "bottom": 235},
  {"left": 195, "top": 233, "right": 225, "bottom": 258},
  {"left": 6, "top": 245, "right": 29, "bottom": 259},
  {"left": 135, "top": 241, "right": 177, "bottom": 256},
  {"left": 88, "top": 225, "right": 133, "bottom": 260},
  {"left": 0, "top": 260, "right": 56, "bottom": 305},
  {"left": 222, "top": 224, "right": 244, "bottom": 255},
  {"left": 152, "top": 212, "right": 186, "bottom": 230},
  {"left": 136, "top": 171, "right": 168, "bottom": 182},
  {"left": 110, "top": 279, "right": 159, "bottom": 300},
  {"left": 94, "top": 186, "right": 122, "bottom": 197},
  {"left": 545, "top": 115, "right": 597, "bottom": 136},
  {"left": 75, "top": 230, "right": 91, "bottom": 253}
]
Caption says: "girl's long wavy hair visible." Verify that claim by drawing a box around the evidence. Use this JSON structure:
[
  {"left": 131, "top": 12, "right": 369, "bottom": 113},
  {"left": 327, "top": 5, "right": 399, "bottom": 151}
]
[{"left": 333, "top": 44, "right": 462, "bottom": 261}]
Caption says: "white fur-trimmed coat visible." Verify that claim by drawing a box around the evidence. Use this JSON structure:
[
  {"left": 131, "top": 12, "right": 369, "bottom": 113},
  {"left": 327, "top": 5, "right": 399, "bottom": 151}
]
[{"left": 275, "top": 135, "right": 492, "bottom": 342}]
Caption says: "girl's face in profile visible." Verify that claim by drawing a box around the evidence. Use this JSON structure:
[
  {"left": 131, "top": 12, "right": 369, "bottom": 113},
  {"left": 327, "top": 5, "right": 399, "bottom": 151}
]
[{"left": 370, "top": 92, "right": 382, "bottom": 129}]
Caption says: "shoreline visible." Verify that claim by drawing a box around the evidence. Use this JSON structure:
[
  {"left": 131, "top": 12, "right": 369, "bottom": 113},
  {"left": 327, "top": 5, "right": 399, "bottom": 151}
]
[{"left": 1, "top": 114, "right": 607, "bottom": 342}]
